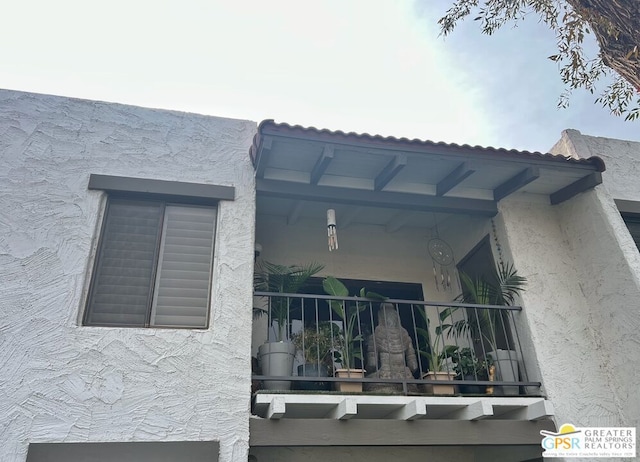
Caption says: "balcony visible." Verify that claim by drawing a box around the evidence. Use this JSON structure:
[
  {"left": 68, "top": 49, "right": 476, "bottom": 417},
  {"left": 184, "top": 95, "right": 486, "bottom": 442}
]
[
  {"left": 252, "top": 291, "right": 550, "bottom": 423},
  {"left": 247, "top": 121, "right": 573, "bottom": 456}
]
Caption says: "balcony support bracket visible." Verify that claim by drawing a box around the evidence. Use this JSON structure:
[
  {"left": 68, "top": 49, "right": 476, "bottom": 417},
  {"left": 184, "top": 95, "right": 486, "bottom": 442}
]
[{"left": 327, "top": 398, "right": 358, "bottom": 420}]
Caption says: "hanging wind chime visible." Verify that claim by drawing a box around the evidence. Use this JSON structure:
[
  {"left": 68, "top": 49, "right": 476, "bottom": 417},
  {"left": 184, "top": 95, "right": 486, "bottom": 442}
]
[
  {"left": 327, "top": 209, "right": 338, "bottom": 251},
  {"left": 428, "top": 220, "right": 456, "bottom": 292}
]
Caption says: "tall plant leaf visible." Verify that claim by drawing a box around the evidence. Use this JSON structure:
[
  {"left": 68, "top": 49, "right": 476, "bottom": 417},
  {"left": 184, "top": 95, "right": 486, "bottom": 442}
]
[
  {"left": 453, "top": 261, "right": 527, "bottom": 353},
  {"left": 322, "top": 277, "right": 384, "bottom": 369},
  {"left": 254, "top": 261, "right": 324, "bottom": 341}
]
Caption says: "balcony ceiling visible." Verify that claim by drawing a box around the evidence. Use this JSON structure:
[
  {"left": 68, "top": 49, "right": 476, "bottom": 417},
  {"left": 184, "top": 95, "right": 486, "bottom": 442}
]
[{"left": 251, "top": 120, "right": 606, "bottom": 228}]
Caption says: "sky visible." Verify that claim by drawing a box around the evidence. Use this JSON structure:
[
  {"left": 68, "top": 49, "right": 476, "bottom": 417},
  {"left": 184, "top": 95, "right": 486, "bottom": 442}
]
[{"left": 1, "top": 0, "right": 639, "bottom": 153}]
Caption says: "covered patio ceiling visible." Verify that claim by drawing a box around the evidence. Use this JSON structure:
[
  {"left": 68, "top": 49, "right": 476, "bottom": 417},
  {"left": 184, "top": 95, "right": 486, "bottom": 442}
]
[{"left": 250, "top": 120, "right": 605, "bottom": 229}]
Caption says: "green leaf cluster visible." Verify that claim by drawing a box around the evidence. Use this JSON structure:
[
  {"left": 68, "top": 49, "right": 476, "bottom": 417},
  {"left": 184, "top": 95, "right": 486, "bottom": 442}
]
[
  {"left": 439, "top": 0, "right": 640, "bottom": 120},
  {"left": 254, "top": 261, "right": 324, "bottom": 341},
  {"left": 415, "top": 304, "right": 458, "bottom": 373},
  {"left": 292, "top": 321, "right": 343, "bottom": 369},
  {"left": 451, "top": 347, "right": 494, "bottom": 378},
  {"left": 322, "top": 276, "right": 386, "bottom": 369},
  {"left": 442, "top": 261, "right": 527, "bottom": 353}
]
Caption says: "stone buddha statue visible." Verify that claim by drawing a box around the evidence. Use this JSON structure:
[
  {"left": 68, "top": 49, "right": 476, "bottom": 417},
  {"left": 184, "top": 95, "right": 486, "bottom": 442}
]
[{"left": 364, "top": 302, "right": 419, "bottom": 393}]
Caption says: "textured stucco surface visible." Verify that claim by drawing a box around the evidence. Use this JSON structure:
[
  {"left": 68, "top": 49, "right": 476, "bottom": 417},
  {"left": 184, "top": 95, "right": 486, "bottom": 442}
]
[
  {"left": 497, "top": 189, "right": 640, "bottom": 459},
  {"left": 547, "top": 130, "right": 640, "bottom": 458},
  {"left": 551, "top": 129, "right": 640, "bottom": 202},
  {"left": 0, "top": 90, "right": 256, "bottom": 461}
]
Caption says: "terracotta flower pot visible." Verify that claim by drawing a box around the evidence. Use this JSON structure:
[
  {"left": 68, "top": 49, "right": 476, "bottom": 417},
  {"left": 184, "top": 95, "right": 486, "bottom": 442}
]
[
  {"left": 334, "top": 368, "right": 365, "bottom": 392},
  {"left": 422, "top": 371, "right": 456, "bottom": 395}
]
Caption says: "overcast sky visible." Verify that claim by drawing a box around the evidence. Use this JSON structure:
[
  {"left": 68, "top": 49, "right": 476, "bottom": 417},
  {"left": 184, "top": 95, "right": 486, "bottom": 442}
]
[{"left": 1, "top": 0, "right": 638, "bottom": 152}]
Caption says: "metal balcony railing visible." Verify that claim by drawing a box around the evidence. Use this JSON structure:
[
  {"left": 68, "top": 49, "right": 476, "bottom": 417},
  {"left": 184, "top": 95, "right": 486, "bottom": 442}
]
[{"left": 253, "top": 292, "right": 541, "bottom": 396}]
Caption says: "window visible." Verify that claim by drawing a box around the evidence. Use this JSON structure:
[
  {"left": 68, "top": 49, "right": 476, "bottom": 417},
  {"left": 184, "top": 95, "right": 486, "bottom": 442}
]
[
  {"left": 615, "top": 200, "right": 640, "bottom": 251},
  {"left": 84, "top": 198, "right": 217, "bottom": 328},
  {"left": 622, "top": 214, "right": 640, "bottom": 251}
]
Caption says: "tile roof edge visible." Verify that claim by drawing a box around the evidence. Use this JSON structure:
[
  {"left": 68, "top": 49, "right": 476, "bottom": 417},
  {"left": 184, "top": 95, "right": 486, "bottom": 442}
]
[{"left": 256, "top": 120, "right": 606, "bottom": 172}]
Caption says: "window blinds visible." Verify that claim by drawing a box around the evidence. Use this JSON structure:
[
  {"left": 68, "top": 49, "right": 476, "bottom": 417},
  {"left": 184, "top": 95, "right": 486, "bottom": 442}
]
[
  {"left": 151, "top": 205, "right": 216, "bottom": 327},
  {"left": 85, "top": 200, "right": 216, "bottom": 328},
  {"left": 86, "top": 201, "right": 162, "bottom": 326}
]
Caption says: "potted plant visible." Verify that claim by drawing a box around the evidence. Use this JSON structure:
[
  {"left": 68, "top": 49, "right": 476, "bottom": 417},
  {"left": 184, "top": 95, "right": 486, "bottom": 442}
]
[
  {"left": 254, "top": 261, "right": 324, "bottom": 390},
  {"left": 292, "top": 321, "right": 342, "bottom": 390},
  {"left": 444, "top": 261, "right": 526, "bottom": 395},
  {"left": 452, "top": 347, "right": 493, "bottom": 394},
  {"left": 415, "top": 305, "right": 457, "bottom": 395},
  {"left": 322, "top": 276, "right": 385, "bottom": 392}
]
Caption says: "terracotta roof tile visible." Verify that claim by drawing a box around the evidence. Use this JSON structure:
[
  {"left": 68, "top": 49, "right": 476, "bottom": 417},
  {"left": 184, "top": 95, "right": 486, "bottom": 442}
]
[{"left": 253, "top": 119, "right": 606, "bottom": 172}]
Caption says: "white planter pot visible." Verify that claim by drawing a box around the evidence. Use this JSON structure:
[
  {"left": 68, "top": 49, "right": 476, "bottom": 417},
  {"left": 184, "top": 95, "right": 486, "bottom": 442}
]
[
  {"left": 258, "top": 342, "right": 296, "bottom": 390},
  {"left": 489, "top": 349, "right": 519, "bottom": 395}
]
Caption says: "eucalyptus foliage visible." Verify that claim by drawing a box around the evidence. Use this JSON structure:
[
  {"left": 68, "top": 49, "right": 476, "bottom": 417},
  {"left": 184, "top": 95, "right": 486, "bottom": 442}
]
[{"left": 439, "top": 0, "right": 640, "bottom": 120}]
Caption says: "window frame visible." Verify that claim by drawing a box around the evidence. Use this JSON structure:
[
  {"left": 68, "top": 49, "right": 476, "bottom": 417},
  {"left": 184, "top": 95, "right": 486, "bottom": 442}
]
[
  {"left": 615, "top": 199, "right": 640, "bottom": 251},
  {"left": 83, "top": 194, "right": 218, "bottom": 329},
  {"left": 621, "top": 213, "right": 640, "bottom": 251}
]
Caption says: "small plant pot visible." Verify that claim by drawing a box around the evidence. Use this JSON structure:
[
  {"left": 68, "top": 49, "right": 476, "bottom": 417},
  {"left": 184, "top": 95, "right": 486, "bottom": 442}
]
[
  {"left": 334, "top": 368, "right": 365, "bottom": 392},
  {"left": 422, "top": 371, "right": 456, "bottom": 395},
  {"left": 296, "top": 364, "right": 330, "bottom": 391},
  {"left": 458, "top": 374, "right": 486, "bottom": 394}
]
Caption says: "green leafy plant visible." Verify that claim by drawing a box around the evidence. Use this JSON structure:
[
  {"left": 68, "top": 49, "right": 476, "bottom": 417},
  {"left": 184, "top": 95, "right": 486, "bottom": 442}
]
[
  {"left": 452, "top": 347, "right": 493, "bottom": 379},
  {"left": 443, "top": 261, "right": 527, "bottom": 354},
  {"left": 254, "top": 261, "right": 324, "bottom": 341},
  {"left": 414, "top": 305, "right": 457, "bottom": 373},
  {"left": 292, "top": 321, "right": 343, "bottom": 370},
  {"left": 322, "top": 276, "right": 385, "bottom": 369}
]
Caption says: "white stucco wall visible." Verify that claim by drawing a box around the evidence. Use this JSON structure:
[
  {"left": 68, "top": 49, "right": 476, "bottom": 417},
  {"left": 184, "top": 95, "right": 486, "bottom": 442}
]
[
  {"left": 551, "top": 129, "right": 640, "bottom": 202},
  {"left": 0, "top": 90, "right": 257, "bottom": 462},
  {"left": 547, "top": 130, "right": 640, "bottom": 457},
  {"left": 550, "top": 129, "right": 640, "bottom": 286},
  {"left": 496, "top": 186, "right": 640, "bottom": 458}
]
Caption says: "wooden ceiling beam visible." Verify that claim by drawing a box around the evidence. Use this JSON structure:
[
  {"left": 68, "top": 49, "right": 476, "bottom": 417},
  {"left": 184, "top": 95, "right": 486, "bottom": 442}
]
[
  {"left": 550, "top": 172, "right": 602, "bottom": 205},
  {"left": 374, "top": 154, "right": 407, "bottom": 191},
  {"left": 493, "top": 167, "right": 540, "bottom": 201},
  {"left": 310, "top": 145, "right": 335, "bottom": 184},
  {"left": 436, "top": 162, "right": 475, "bottom": 196},
  {"left": 257, "top": 179, "right": 498, "bottom": 217}
]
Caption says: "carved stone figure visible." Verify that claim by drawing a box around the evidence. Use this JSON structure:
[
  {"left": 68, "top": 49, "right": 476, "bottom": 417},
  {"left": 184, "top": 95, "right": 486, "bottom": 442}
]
[{"left": 364, "top": 303, "right": 419, "bottom": 393}]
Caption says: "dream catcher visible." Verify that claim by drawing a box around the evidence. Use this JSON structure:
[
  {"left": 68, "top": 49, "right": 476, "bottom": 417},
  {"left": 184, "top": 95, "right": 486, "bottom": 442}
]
[{"left": 428, "top": 222, "right": 457, "bottom": 292}]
